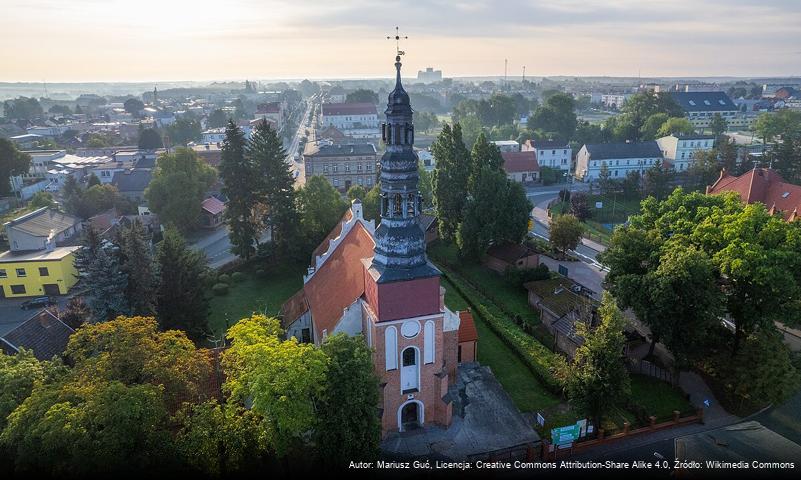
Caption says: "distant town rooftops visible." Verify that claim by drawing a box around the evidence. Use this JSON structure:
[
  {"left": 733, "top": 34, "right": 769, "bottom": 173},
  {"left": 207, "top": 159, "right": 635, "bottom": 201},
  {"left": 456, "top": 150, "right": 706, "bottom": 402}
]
[{"left": 321, "top": 102, "right": 377, "bottom": 116}]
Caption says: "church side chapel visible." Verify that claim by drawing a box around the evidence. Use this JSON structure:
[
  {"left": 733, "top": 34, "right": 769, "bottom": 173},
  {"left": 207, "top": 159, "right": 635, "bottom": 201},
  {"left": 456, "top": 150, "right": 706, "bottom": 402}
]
[{"left": 281, "top": 48, "right": 472, "bottom": 436}]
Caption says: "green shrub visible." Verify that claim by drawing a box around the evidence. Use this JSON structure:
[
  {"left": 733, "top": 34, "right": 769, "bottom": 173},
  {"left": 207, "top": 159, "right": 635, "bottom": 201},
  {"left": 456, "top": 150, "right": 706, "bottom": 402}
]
[
  {"left": 441, "top": 270, "right": 564, "bottom": 394},
  {"left": 212, "top": 283, "right": 229, "bottom": 296},
  {"left": 255, "top": 269, "right": 266, "bottom": 277},
  {"left": 231, "top": 271, "right": 245, "bottom": 283},
  {"left": 217, "top": 274, "right": 230, "bottom": 284}
]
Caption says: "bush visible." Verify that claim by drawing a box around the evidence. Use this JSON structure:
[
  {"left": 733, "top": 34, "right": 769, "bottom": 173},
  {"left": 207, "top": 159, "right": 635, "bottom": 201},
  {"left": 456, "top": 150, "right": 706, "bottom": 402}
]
[
  {"left": 255, "top": 269, "right": 266, "bottom": 277},
  {"left": 231, "top": 271, "right": 245, "bottom": 283},
  {"left": 212, "top": 283, "right": 229, "bottom": 296},
  {"left": 504, "top": 264, "right": 551, "bottom": 288},
  {"left": 441, "top": 270, "right": 564, "bottom": 394},
  {"left": 217, "top": 274, "right": 230, "bottom": 284}
]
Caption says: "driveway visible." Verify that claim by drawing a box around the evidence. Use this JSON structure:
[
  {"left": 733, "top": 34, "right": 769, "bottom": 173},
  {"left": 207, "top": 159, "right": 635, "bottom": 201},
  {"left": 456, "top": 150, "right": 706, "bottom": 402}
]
[{"left": 0, "top": 296, "right": 70, "bottom": 336}]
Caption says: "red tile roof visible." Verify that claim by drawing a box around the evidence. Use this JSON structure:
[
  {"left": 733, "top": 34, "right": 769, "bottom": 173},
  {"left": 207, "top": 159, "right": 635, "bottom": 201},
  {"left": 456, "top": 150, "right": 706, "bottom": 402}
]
[
  {"left": 707, "top": 168, "right": 801, "bottom": 221},
  {"left": 458, "top": 310, "right": 478, "bottom": 343},
  {"left": 311, "top": 208, "right": 353, "bottom": 260},
  {"left": 501, "top": 151, "right": 540, "bottom": 173},
  {"left": 280, "top": 289, "right": 309, "bottom": 329},
  {"left": 201, "top": 197, "right": 225, "bottom": 216},
  {"left": 322, "top": 102, "right": 377, "bottom": 116},
  {"left": 303, "top": 223, "right": 375, "bottom": 339}
]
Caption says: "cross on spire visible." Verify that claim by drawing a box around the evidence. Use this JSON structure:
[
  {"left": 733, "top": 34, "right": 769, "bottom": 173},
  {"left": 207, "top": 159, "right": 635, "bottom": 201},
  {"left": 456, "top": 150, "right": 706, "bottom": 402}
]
[{"left": 387, "top": 26, "right": 407, "bottom": 57}]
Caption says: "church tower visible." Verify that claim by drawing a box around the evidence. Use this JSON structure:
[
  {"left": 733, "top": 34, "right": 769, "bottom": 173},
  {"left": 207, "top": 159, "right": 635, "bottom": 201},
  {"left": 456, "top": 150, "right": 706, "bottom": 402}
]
[{"left": 363, "top": 46, "right": 460, "bottom": 435}]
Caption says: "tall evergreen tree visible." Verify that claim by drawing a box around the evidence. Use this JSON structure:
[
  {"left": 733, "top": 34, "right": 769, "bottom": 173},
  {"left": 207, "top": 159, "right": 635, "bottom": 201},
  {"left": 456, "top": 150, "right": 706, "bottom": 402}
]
[
  {"left": 468, "top": 133, "right": 504, "bottom": 188},
  {"left": 219, "top": 121, "right": 261, "bottom": 259},
  {"left": 117, "top": 219, "right": 156, "bottom": 316},
  {"left": 297, "top": 176, "right": 347, "bottom": 251},
  {"left": 249, "top": 120, "right": 300, "bottom": 258},
  {"left": 432, "top": 123, "right": 471, "bottom": 241},
  {"left": 74, "top": 227, "right": 129, "bottom": 322},
  {"left": 155, "top": 227, "right": 210, "bottom": 342}
]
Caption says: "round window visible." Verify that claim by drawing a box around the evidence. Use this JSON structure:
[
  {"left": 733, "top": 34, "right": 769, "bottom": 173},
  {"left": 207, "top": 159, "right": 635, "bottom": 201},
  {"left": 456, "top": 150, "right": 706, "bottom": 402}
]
[{"left": 401, "top": 321, "right": 420, "bottom": 339}]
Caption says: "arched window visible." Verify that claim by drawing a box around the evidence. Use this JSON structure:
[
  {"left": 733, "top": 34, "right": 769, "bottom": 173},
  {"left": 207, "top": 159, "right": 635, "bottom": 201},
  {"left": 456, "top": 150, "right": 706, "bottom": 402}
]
[
  {"left": 407, "top": 193, "right": 415, "bottom": 217},
  {"left": 393, "top": 193, "right": 402, "bottom": 217},
  {"left": 385, "top": 326, "right": 398, "bottom": 371},
  {"left": 424, "top": 321, "right": 435, "bottom": 364}
]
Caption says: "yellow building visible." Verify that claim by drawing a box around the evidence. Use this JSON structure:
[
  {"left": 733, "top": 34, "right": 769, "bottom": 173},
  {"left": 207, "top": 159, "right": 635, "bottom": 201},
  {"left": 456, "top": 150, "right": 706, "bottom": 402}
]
[{"left": 0, "top": 246, "right": 80, "bottom": 298}]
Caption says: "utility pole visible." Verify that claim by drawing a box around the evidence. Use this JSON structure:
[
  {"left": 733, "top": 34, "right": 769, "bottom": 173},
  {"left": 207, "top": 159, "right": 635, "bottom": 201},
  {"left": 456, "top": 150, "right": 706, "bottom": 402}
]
[
  {"left": 522, "top": 66, "right": 526, "bottom": 84},
  {"left": 504, "top": 59, "right": 508, "bottom": 90}
]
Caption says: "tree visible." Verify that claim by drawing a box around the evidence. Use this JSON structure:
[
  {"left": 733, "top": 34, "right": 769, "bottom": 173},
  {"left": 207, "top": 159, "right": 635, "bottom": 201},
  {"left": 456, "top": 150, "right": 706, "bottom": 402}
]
[
  {"left": 709, "top": 113, "right": 728, "bottom": 138},
  {"left": 614, "top": 92, "right": 683, "bottom": 142},
  {"left": 49, "top": 104, "right": 72, "bottom": 115},
  {"left": 621, "top": 170, "right": 642, "bottom": 199},
  {"left": 458, "top": 114, "right": 484, "bottom": 149},
  {"left": 28, "top": 191, "right": 54, "bottom": 209},
  {"left": 0, "top": 349, "right": 66, "bottom": 431},
  {"left": 297, "top": 176, "right": 347, "bottom": 250},
  {"left": 154, "top": 228, "right": 210, "bottom": 343},
  {"left": 117, "top": 219, "right": 155, "bottom": 316},
  {"left": 166, "top": 118, "right": 203, "bottom": 145},
  {"left": 468, "top": 133, "right": 504, "bottom": 187},
  {"left": 315, "top": 334, "right": 380, "bottom": 466},
  {"left": 220, "top": 121, "right": 261, "bottom": 259},
  {"left": 643, "top": 160, "right": 673, "bottom": 200},
  {"left": 0, "top": 138, "right": 31, "bottom": 196},
  {"left": 639, "top": 113, "right": 670, "bottom": 141},
  {"left": 688, "top": 149, "right": 721, "bottom": 191},
  {"left": 73, "top": 228, "right": 129, "bottom": 322},
  {"left": 222, "top": 314, "right": 328, "bottom": 457},
  {"left": 597, "top": 162, "right": 614, "bottom": 195},
  {"left": 562, "top": 293, "right": 630, "bottom": 429},
  {"left": 145, "top": 148, "right": 217, "bottom": 232},
  {"left": 656, "top": 117, "right": 695, "bottom": 137},
  {"left": 2, "top": 97, "right": 42, "bottom": 120},
  {"left": 124, "top": 98, "right": 144, "bottom": 116},
  {"left": 432, "top": 123, "right": 471, "bottom": 241},
  {"left": 249, "top": 120, "right": 300, "bottom": 258},
  {"left": 207, "top": 109, "right": 229, "bottom": 129},
  {"left": 754, "top": 112, "right": 783, "bottom": 146},
  {"left": 569, "top": 192, "right": 591, "bottom": 221},
  {"left": 87, "top": 172, "right": 101, "bottom": 187},
  {"left": 550, "top": 214, "right": 584, "bottom": 255},
  {"left": 346, "top": 185, "right": 367, "bottom": 202},
  {"left": 413, "top": 111, "right": 438, "bottom": 133},
  {"left": 138, "top": 128, "right": 163, "bottom": 149},
  {"left": 345, "top": 89, "right": 378, "bottom": 104},
  {"left": 59, "top": 296, "right": 91, "bottom": 329},
  {"left": 528, "top": 93, "right": 577, "bottom": 141},
  {"left": 418, "top": 165, "right": 433, "bottom": 208},
  {"left": 363, "top": 185, "right": 381, "bottom": 221}
]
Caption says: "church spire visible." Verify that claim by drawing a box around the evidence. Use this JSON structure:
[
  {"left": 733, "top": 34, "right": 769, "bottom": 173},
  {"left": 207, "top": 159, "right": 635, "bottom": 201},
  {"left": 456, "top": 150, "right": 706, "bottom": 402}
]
[{"left": 370, "top": 44, "right": 439, "bottom": 283}]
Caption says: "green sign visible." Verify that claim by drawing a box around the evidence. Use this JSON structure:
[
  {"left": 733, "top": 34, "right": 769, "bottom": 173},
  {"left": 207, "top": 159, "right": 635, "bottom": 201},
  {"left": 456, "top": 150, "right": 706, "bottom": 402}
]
[{"left": 551, "top": 423, "right": 580, "bottom": 445}]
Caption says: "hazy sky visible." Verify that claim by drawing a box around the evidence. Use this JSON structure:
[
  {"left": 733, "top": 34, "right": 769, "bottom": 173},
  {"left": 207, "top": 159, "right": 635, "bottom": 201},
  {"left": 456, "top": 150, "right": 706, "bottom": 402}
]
[{"left": 2, "top": 0, "right": 800, "bottom": 82}]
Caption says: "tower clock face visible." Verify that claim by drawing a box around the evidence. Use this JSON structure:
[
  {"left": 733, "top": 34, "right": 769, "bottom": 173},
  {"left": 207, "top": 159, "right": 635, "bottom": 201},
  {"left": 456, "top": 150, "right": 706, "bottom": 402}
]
[{"left": 401, "top": 320, "right": 420, "bottom": 338}]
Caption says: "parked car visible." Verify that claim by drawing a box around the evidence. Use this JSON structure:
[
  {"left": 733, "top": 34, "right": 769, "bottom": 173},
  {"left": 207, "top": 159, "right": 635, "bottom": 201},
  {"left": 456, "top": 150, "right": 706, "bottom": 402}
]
[{"left": 20, "top": 296, "right": 56, "bottom": 310}]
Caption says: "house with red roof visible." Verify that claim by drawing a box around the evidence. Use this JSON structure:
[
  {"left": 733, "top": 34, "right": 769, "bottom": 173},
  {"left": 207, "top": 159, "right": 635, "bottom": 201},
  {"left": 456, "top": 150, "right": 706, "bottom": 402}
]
[
  {"left": 501, "top": 150, "right": 540, "bottom": 184},
  {"left": 200, "top": 197, "right": 226, "bottom": 229},
  {"left": 706, "top": 168, "right": 801, "bottom": 221}
]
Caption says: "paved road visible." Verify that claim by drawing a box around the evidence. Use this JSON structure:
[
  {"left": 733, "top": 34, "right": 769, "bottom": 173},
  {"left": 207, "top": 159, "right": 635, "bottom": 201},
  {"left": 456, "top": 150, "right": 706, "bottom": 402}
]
[
  {"left": 0, "top": 296, "right": 71, "bottom": 336},
  {"left": 287, "top": 94, "right": 316, "bottom": 188}
]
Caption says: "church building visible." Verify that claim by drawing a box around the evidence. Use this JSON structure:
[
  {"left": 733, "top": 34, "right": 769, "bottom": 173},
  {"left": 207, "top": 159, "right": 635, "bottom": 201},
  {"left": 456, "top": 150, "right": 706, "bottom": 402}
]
[{"left": 281, "top": 53, "right": 475, "bottom": 436}]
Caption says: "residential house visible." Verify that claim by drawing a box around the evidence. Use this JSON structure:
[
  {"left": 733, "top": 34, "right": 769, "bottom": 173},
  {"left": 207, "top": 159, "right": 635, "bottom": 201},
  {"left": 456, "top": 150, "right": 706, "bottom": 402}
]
[
  {"left": 321, "top": 103, "right": 380, "bottom": 139},
  {"left": 4, "top": 207, "right": 82, "bottom": 252},
  {"left": 669, "top": 91, "right": 749, "bottom": 129},
  {"left": 89, "top": 158, "right": 136, "bottom": 184},
  {"left": 200, "top": 197, "right": 225, "bottom": 229},
  {"left": 418, "top": 213, "right": 438, "bottom": 244},
  {"left": 254, "top": 102, "right": 284, "bottom": 131},
  {"left": 523, "top": 140, "right": 572, "bottom": 171},
  {"left": 303, "top": 143, "right": 378, "bottom": 192},
  {"left": 501, "top": 151, "right": 540, "bottom": 183},
  {"left": 601, "top": 93, "right": 632, "bottom": 109},
  {"left": 111, "top": 169, "right": 152, "bottom": 203},
  {"left": 655, "top": 134, "right": 715, "bottom": 173},
  {"left": 706, "top": 168, "right": 801, "bottom": 221},
  {"left": 483, "top": 242, "right": 539, "bottom": 274},
  {"left": 574, "top": 142, "right": 664, "bottom": 182},
  {"left": 191, "top": 143, "right": 223, "bottom": 167},
  {"left": 0, "top": 246, "right": 81, "bottom": 297},
  {"left": 0, "top": 309, "right": 74, "bottom": 359}
]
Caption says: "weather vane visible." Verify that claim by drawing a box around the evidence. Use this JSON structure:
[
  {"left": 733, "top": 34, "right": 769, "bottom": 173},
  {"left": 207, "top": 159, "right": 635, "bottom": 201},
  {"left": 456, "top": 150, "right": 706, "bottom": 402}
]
[{"left": 387, "top": 26, "right": 407, "bottom": 56}]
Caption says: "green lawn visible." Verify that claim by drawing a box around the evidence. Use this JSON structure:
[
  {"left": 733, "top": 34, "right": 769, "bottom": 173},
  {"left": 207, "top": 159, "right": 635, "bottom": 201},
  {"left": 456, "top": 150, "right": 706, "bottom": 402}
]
[
  {"left": 208, "top": 262, "right": 305, "bottom": 335},
  {"left": 629, "top": 374, "right": 694, "bottom": 422},
  {"left": 441, "top": 276, "right": 561, "bottom": 415}
]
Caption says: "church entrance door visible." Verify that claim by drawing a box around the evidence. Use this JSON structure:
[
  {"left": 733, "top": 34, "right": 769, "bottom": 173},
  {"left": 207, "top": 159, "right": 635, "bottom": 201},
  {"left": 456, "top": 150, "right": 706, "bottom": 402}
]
[
  {"left": 401, "top": 402, "right": 420, "bottom": 431},
  {"left": 401, "top": 347, "right": 418, "bottom": 392}
]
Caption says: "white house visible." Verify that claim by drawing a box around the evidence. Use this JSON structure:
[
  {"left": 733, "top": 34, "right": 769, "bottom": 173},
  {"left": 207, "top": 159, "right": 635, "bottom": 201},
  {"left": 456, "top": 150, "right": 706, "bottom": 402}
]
[
  {"left": 655, "top": 134, "right": 715, "bottom": 173},
  {"left": 575, "top": 142, "right": 664, "bottom": 182},
  {"left": 89, "top": 159, "right": 137, "bottom": 184},
  {"left": 321, "top": 103, "right": 379, "bottom": 139},
  {"left": 523, "top": 140, "right": 571, "bottom": 171}
]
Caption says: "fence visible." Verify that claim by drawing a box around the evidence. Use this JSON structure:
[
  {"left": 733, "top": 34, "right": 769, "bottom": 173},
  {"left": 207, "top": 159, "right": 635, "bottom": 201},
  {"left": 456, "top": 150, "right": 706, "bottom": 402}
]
[
  {"left": 467, "top": 442, "right": 541, "bottom": 463},
  {"left": 627, "top": 358, "right": 677, "bottom": 386}
]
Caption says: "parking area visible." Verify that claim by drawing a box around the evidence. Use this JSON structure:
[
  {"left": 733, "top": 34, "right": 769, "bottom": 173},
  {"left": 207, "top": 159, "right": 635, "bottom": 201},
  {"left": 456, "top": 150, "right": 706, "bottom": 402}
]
[{"left": 0, "top": 296, "right": 70, "bottom": 336}]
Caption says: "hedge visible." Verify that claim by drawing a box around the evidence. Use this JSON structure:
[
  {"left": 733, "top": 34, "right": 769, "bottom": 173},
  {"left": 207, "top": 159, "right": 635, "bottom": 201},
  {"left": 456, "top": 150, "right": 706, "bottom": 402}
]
[
  {"left": 212, "top": 283, "right": 229, "bottom": 296},
  {"left": 440, "top": 268, "right": 565, "bottom": 394}
]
